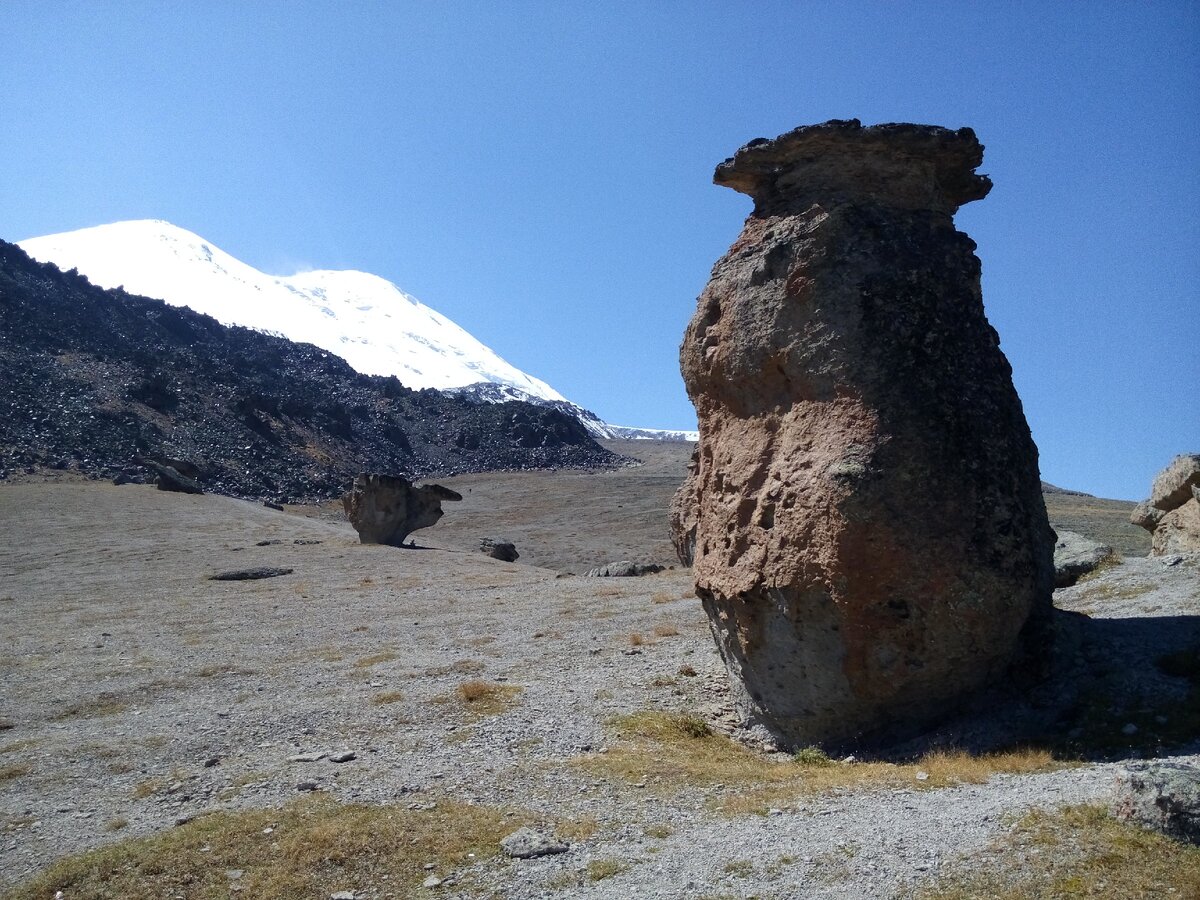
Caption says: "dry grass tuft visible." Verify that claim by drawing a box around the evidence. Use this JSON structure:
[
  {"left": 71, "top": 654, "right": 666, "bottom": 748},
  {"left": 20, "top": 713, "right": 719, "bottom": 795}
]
[
  {"left": 104, "top": 817, "right": 129, "bottom": 832},
  {"left": 586, "top": 858, "right": 625, "bottom": 881},
  {"left": 652, "top": 623, "right": 680, "bottom": 638},
  {"left": 53, "top": 694, "right": 128, "bottom": 721},
  {"left": 370, "top": 690, "right": 405, "bottom": 705},
  {"left": 918, "top": 804, "right": 1200, "bottom": 899},
  {"left": 677, "top": 664, "right": 697, "bottom": 677},
  {"left": 0, "top": 763, "right": 31, "bottom": 782},
  {"left": 576, "top": 711, "right": 1061, "bottom": 815},
  {"left": 352, "top": 650, "right": 399, "bottom": 669},
  {"left": 444, "top": 680, "right": 523, "bottom": 718},
  {"left": 628, "top": 633, "right": 645, "bottom": 647},
  {"left": 3, "top": 796, "right": 527, "bottom": 900}
]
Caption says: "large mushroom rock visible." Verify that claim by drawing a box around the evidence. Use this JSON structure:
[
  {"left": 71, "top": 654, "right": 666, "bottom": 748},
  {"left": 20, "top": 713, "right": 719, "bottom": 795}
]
[
  {"left": 342, "top": 473, "right": 462, "bottom": 546},
  {"left": 672, "top": 120, "right": 1055, "bottom": 750},
  {"left": 1131, "top": 454, "right": 1200, "bottom": 555}
]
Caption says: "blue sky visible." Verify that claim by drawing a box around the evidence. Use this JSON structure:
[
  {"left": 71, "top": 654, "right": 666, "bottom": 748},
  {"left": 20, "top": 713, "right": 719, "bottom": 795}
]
[{"left": 2, "top": 1, "right": 1196, "bottom": 500}]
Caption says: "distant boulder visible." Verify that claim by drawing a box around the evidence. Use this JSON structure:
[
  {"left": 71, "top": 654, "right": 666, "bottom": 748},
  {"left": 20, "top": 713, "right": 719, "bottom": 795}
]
[
  {"left": 342, "top": 473, "right": 462, "bottom": 546},
  {"left": 1131, "top": 454, "right": 1200, "bottom": 555},
  {"left": 584, "top": 561, "right": 665, "bottom": 578},
  {"left": 480, "top": 538, "right": 519, "bottom": 562},
  {"left": 1053, "top": 530, "right": 1115, "bottom": 587},
  {"left": 142, "top": 460, "right": 203, "bottom": 495}
]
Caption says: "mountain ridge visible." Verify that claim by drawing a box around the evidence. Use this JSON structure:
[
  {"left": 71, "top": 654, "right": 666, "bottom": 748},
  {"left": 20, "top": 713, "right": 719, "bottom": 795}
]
[
  {"left": 0, "top": 239, "right": 620, "bottom": 500},
  {"left": 19, "top": 220, "right": 697, "bottom": 440}
]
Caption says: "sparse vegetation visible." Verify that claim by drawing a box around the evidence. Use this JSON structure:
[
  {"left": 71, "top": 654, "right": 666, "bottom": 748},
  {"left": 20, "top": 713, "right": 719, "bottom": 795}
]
[
  {"left": 629, "top": 632, "right": 645, "bottom": 647},
  {"left": 577, "top": 711, "right": 1060, "bottom": 815},
  {"left": 53, "top": 694, "right": 128, "bottom": 721},
  {"left": 443, "top": 680, "right": 523, "bottom": 718},
  {"left": 131, "top": 778, "right": 162, "bottom": 799},
  {"left": 0, "top": 763, "right": 31, "bottom": 782},
  {"left": 371, "top": 690, "right": 405, "bottom": 705},
  {"left": 353, "top": 650, "right": 399, "bottom": 669},
  {"left": 792, "top": 746, "right": 834, "bottom": 767},
  {"left": 677, "top": 664, "right": 698, "bottom": 677},
  {"left": 652, "top": 623, "right": 680, "bottom": 638},
  {"left": 3, "top": 796, "right": 526, "bottom": 900},
  {"left": 917, "top": 804, "right": 1200, "bottom": 899},
  {"left": 586, "top": 858, "right": 625, "bottom": 881},
  {"left": 723, "top": 859, "right": 754, "bottom": 877},
  {"left": 104, "top": 817, "right": 129, "bottom": 832},
  {"left": 644, "top": 823, "right": 673, "bottom": 839}
]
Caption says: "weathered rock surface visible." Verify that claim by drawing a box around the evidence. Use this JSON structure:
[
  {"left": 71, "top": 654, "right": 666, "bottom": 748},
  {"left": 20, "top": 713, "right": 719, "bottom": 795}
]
[
  {"left": 341, "top": 473, "right": 462, "bottom": 546},
  {"left": 1111, "top": 762, "right": 1200, "bottom": 845},
  {"left": 1132, "top": 454, "right": 1200, "bottom": 555},
  {"left": 480, "top": 538, "right": 519, "bottom": 562},
  {"left": 583, "top": 561, "right": 666, "bottom": 578},
  {"left": 144, "top": 460, "right": 204, "bottom": 495},
  {"left": 499, "top": 827, "right": 569, "bottom": 859},
  {"left": 1053, "top": 530, "right": 1115, "bottom": 587},
  {"left": 672, "top": 120, "right": 1055, "bottom": 749}
]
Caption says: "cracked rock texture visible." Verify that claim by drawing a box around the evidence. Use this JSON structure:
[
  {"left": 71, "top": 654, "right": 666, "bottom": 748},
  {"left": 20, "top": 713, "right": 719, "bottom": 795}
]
[{"left": 672, "top": 120, "right": 1055, "bottom": 750}]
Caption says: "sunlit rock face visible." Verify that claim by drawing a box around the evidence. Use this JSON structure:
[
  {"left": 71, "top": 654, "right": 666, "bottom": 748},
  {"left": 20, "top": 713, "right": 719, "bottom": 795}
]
[{"left": 673, "top": 120, "right": 1055, "bottom": 750}]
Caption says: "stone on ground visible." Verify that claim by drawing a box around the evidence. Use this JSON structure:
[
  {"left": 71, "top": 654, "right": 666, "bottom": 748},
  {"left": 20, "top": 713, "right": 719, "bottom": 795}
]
[
  {"left": 671, "top": 119, "right": 1055, "bottom": 749},
  {"left": 1111, "top": 762, "right": 1200, "bottom": 845},
  {"left": 341, "top": 473, "right": 462, "bottom": 546},
  {"left": 1132, "top": 454, "right": 1200, "bottom": 555},
  {"left": 1053, "top": 530, "right": 1115, "bottom": 587}
]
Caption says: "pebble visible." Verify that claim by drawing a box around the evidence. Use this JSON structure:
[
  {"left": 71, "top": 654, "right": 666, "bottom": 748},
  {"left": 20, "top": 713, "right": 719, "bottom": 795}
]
[
  {"left": 289, "top": 752, "right": 326, "bottom": 763},
  {"left": 297, "top": 781, "right": 319, "bottom": 792},
  {"left": 330, "top": 751, "right": 357, "bottom": 763},
  {"left": 422, "top": 875, "right": 443, "bottom": 888}
]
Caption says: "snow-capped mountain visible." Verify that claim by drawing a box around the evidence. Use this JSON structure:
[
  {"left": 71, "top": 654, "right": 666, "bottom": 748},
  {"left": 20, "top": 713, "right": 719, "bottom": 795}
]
[
  {"left": 19, "top": 220, "right": 697, "bottom": 442},
  {"left": 19, "top": 220, "right": 564, "bottom": 399}
]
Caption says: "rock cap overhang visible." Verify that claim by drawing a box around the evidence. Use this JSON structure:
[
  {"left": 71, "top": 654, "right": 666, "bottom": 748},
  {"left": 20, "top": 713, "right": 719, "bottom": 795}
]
[{"left": 714, "top": 118, "right": 992, "bottom": 215}]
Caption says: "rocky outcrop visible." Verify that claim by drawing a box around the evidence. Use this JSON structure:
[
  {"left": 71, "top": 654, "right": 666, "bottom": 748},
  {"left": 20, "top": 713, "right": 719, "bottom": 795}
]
[
  {"left": 1132, "top": 455, "right": 1200, "bottom": 555},
  {"left": 143, "top": 460, "right": 204, "bottom": 495},
  {"left": 1112, "top": 762, "right": 1200, "bottom": 845},
  {"left": 1053, "top": 530, "right": 1115, "bottom": 587},
  {"left": 342, "top": 474, "right": 462, "bottom": 546},
  {"left": 672, "top": 120, "right": 1055, "bottom": 749},
  {"left": 583, "top": 561, "right": 666, "bottom": 578}
]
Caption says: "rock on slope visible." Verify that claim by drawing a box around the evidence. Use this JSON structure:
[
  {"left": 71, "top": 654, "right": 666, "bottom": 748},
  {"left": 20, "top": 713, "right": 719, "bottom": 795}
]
[{"left": 0, "top": 239, "right": 618, "bottom": 500}]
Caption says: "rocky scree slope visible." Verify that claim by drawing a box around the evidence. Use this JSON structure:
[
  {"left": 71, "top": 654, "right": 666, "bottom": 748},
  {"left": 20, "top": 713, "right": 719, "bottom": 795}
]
[{"left": 0, "top": 240, "right": 618, "bottom": 501}]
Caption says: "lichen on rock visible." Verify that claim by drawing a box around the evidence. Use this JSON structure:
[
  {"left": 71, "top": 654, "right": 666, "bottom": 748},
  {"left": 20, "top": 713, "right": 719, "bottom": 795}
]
[{"left": 672, "top": 119, "right": 1055, "bottom": 750}]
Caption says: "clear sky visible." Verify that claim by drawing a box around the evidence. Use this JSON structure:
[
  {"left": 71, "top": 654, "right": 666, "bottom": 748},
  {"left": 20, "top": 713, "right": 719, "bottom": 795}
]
[{"left": 2, "top": 1, "right": 1196, "bottom": 500}]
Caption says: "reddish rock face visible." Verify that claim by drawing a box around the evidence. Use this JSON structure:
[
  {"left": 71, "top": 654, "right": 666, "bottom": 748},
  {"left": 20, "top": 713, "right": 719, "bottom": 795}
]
[{"left": 672, "top": 120, "right": 1055, "bottom": 749}]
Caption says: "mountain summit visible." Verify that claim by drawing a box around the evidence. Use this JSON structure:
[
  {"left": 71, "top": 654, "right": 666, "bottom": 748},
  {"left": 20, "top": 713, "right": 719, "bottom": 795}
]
[{"left": 19, "top": 220, "right": 566, "bottom": 401}]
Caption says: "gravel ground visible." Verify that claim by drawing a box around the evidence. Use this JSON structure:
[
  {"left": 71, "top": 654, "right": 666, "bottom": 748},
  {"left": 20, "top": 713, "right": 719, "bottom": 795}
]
[{"left": 1, "top": 476, "right": 1197, "bottom": 899}]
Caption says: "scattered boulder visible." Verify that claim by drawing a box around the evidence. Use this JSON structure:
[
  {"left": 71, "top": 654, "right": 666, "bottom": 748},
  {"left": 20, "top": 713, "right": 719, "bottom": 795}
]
[
  {"left": 1131, "top": 454, "right": 1200, "bottom": 555},
  {"left": 341, "top": 474, "right": 462, "bottom": 546},
  {"left": 672, "top": 120, "right": 1055, "bottom": 749},
  {"left": 142, "top": 460, "right": 203, "bottom": 494},
  {"left": 583, "top": 561, "right": 665, "bottom": 577},
  {"left": 1111, "top": 762, "right": 1200, "bottom": 845},
  {"left": 480, "top": 538, "right": 519, "bottom": 562},
  {"left": 1053, "top": 530, "right": 1115, "bottom": 587},
  {"left": 210, "top": 567, "right": 294, "bottom": 581},
  {"left": 499, "top": 827, "right": 569, "bottom": 859}
]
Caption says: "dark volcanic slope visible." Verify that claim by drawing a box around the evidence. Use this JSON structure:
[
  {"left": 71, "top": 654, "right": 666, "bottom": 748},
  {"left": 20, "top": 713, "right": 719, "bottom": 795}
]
[{"left": 0, "top": 240, "right": 618, "bottom": 500}]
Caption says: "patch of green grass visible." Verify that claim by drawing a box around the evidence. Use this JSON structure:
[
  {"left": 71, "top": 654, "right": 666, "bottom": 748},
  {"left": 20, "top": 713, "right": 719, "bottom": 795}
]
[
  {"left": 792, "top": 746, "right": 834, "bottom": 767},
  {"left": 917, "top": 804, "right": 1200, "bottom": 899},
  {"left": 4, "top": 796, "right": 527, "bottom": 900}
]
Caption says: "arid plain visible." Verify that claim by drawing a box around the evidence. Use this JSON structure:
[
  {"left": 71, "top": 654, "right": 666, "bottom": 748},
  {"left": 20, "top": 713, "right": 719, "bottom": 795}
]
[{"left": 2, "top": 440, "right": 1197, "bottom": 899}]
